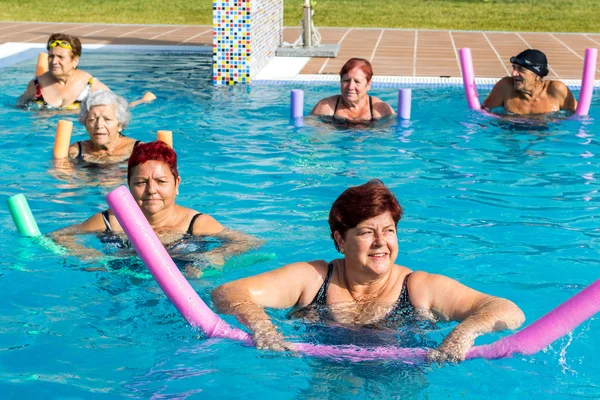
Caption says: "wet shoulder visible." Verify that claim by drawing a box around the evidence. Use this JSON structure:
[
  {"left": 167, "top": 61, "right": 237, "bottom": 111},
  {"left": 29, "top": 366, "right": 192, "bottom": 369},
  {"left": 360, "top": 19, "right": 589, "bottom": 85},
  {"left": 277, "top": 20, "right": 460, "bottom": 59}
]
[
  {"left": 370, "top": 96, "right": 395, "bottom": 118},
  {"left": 311, "top": 95, "right": 339, "bottom": 115},
  {"left": 546, "top": 80, "right": 569, "bottom": 98},
  {"left": 296, "top": 259, "right": 331, "bottom": 306}
]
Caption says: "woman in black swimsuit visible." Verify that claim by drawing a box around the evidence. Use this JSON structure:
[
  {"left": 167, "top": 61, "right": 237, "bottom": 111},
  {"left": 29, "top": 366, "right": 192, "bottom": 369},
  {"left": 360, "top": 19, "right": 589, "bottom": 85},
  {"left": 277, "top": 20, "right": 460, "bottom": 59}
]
[
  {"left": 212, "top": 180, "right": 525, "bottom": 362},
  {"left": 52, "top": 141, "right": 261, "bottom": 273},
  {"left": 310, "top": 58, "right": 396, "bottom": 122}
]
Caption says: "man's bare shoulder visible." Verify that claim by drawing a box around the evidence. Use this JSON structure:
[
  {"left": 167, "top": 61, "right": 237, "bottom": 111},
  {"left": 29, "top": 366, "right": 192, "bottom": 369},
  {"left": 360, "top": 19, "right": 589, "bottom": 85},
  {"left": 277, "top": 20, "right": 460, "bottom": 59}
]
[{"left": 546, "top": 80, "right": 570, "bottom": 97}]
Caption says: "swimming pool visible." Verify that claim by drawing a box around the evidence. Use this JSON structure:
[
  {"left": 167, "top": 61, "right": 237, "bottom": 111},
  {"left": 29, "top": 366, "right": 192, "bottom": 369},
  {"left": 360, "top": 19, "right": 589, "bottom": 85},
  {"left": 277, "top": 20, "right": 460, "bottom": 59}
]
[{"left": 0, "top": 51, "right": 599, "bottom": 399}]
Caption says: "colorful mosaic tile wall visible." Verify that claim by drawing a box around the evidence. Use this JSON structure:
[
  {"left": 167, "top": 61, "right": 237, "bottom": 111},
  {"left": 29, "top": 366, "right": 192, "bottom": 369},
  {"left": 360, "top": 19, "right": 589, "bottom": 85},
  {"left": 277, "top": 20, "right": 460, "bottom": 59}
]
[{"left": 213, "top": 0, "right": 283, "bottom": 85}]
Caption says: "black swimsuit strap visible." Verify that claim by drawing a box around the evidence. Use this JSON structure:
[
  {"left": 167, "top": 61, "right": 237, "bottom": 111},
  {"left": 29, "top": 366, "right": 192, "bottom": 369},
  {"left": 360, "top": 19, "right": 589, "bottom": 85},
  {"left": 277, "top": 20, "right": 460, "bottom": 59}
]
[
  {"left": 333, "top": 95, "right": 342, "bottom": 116},
  {"left": 312, "top": 262, "right": 334, "bottom": 306},
  {"left": 76, "top": 141, "right": 84, "bottom": 160},
  {"left": 134, "top": 140, "right": 141, "bottom": 147},
  {"left": 369, "top": 96, "right": 374, "bottom": 120},
  {"left": 101, "top": 209, "right": 112, "bottom": 232},
  {"left": 394, "top": 273, "right": 412, "bottom": 309},
  {"left": 186, "top": 213, "right": 203, "bottom": 235}
]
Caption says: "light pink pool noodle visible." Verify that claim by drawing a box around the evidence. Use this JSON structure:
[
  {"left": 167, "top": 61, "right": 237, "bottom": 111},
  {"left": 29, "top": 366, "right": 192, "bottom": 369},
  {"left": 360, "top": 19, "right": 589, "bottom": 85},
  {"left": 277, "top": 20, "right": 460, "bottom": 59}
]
[
  {"left": 575, "top": 48, "right": 597, "bottom": 116},
  {"left": 106, "top": 185, "right": 600, "bottom": 362},
  {"left": 459, "top": 48, "right": 481, "bottom": 110}
]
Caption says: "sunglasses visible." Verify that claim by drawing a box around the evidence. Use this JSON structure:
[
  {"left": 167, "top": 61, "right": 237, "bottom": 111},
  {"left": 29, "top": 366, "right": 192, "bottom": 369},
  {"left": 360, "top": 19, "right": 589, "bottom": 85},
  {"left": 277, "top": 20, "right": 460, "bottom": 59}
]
[{"left": 47, "top": 40, "right": 73, "bottom": 51}]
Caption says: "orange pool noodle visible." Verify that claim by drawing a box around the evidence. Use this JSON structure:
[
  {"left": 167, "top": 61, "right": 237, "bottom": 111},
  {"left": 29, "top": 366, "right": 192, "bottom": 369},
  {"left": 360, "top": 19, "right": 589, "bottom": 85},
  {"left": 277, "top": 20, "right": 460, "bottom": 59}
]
[
  {"left": 35, "top": 53, "right": 48, "bottom": 76},
  {"left": 157, "top": 130, "right": 173, "bottom": 148},
  {"left": 53, "top": 120, "right": 73, "bottom": 159}
]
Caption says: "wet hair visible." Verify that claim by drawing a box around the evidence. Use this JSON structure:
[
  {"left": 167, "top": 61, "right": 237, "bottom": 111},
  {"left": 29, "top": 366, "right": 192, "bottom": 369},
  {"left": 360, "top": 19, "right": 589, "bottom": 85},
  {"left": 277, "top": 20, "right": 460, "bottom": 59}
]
[
  {"left": 339, "top": 58, "right": 374, "bottom": 82},
  {"left": 127, "top": 141, "right": 179, "bottom": 184},
  {"left": 79, "top": 90, "right": 131, "bottom": 130},
  {"left": 47, "top": 33, "right": 82, "bottom": 58},
  {"left": 328, "top": 179, "right": 403, "bottom": 252}
]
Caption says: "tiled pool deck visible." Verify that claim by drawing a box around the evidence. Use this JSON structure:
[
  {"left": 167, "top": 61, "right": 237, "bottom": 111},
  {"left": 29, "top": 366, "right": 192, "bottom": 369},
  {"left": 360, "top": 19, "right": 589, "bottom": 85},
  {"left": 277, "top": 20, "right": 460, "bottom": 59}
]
[{"left": 1, "top": 21, "right": 599, "bottom": 80}]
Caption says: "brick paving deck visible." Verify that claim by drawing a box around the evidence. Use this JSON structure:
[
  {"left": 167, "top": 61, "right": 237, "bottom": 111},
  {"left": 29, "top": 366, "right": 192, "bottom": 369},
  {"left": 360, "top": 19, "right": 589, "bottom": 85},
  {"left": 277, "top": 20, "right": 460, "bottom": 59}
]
[{"left": 1, "top": 21, "right": 598, "bottom": 80}]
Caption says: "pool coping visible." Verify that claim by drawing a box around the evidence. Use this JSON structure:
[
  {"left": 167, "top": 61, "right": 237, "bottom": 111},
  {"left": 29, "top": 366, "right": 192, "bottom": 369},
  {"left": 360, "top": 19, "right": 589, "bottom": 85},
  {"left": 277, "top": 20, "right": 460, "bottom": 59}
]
[{"left": 2, "top": 41, "right": 599, "bottom": 88}]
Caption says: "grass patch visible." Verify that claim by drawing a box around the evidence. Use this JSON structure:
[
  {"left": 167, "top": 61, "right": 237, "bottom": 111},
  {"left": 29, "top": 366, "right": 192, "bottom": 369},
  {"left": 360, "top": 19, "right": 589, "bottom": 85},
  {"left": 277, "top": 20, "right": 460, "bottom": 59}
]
[{"left": 1, "top": 0, "right": 599, "bottom": 32}]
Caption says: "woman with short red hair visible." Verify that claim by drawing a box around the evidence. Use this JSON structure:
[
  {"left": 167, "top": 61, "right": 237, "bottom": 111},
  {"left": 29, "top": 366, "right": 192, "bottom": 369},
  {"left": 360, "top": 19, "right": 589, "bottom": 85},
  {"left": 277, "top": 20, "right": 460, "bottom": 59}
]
[
  {"left": 212, "top": 180, "right": 524, "bottom": 362},
  {"left": 52, "top": 141, "right": 260, "bottom": 275},
  {"left": 310, "top": 58, "right": 395, "bottom": 122}
]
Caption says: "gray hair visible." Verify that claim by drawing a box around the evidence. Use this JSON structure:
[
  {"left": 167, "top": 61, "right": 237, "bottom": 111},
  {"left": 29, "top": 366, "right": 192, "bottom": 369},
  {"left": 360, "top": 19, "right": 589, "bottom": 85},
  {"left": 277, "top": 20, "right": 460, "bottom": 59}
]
[{"left": 78, "top": 90, "right": 131, "bottom": 129}]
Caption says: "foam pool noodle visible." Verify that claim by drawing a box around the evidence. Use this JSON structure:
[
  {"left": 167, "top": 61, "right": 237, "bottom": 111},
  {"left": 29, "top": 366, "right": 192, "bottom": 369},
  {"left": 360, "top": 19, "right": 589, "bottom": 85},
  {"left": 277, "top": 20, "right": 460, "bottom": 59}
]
[
  {"left": 7, "top": 194, "right": 68, "bottom": 255},
  {"left": 106, "top": 185, "right": 600, "bottom": 362}
]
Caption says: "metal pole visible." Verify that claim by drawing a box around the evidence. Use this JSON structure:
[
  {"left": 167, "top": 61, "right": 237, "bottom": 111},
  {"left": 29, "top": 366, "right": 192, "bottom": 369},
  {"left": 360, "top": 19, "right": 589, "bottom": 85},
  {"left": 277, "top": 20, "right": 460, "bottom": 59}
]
[{"left": 302, "top": 0, "right": 312, "bottom": 48}]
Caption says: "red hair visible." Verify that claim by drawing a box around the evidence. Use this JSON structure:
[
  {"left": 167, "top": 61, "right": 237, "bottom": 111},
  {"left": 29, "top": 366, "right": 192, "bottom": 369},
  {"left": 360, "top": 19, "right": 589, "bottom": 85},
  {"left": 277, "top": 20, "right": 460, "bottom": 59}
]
[
  {"left": 127, "top": 141, "right": 178, "bottom": 184},
  {"left": 328, "top": 180, "right": 403, "bottom": 251},
  {"left": 339, "top": 58, "right": 373, "bottom": 82}
]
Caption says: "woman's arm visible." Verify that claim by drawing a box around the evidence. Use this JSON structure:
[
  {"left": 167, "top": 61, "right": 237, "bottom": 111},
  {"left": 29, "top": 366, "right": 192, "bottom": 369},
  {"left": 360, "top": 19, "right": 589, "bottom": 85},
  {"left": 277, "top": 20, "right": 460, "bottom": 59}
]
[
  {"left": 191, "top": 214, "right": 263, "bottom": 266},
  {"left": 372, "top": 97, "right": 396, "bottom": 118},
  {"left": 129, "top": 92, "right": 157, "bottom": 108},
  {"left": 17, "top": 80, "right": 37, "bottom": 106},
  {"left": 90, "top": 78, "right": 110, "bottom": 92},
  {"left": 310, "top": 96, "right": 336, "bottom": 116},
  {"left": 211, "top": 260, "right": 325, "bottom": 350},
  {"left": 409, "top": 271, "right": 525, "bottom": 363},
  {"left": 50, "top": 213, "right": 107, "bottom": 259}
]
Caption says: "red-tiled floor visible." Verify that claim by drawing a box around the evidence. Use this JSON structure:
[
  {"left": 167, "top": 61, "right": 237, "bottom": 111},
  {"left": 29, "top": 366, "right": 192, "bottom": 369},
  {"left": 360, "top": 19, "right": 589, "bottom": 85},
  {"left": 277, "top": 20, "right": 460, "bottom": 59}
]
[{"left": 2, "top": 22, "right": 598, "bottom": 79}]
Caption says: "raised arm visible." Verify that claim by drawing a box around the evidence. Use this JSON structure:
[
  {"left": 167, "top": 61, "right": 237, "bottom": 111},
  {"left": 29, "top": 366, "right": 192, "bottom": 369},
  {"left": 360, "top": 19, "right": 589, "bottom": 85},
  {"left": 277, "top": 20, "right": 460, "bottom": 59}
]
[
  {"left": 129, "top": 92, "right": 157, "bottom": 108},
  {"left": 211, "top": 260, "right": 325, "bottom": 350},
  {"left": 409, "top": 271, "right": 525, "bottom": 362},
  {"left": 482, "top": 77, "right": 512, "bottom": 110}
]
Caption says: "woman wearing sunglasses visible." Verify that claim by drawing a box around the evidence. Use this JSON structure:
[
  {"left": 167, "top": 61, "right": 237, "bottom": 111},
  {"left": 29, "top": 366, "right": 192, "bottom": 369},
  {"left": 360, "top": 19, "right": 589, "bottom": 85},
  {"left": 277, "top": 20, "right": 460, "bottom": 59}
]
[{"left": 18, "top": 33, "right": 154, "bottom": 110}]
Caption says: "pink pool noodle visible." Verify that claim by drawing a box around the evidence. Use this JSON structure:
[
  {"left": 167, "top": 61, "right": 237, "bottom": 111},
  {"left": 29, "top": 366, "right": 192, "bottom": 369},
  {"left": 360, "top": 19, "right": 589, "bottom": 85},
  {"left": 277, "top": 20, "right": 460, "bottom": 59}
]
[
  {"left": 106, "top": 186, "right": 251, "bottom": 343},
  {"left": 459, "top": 48, "right": 481, "bottom": 110},
  {"left": 574, "top": 48, "right": 597, "bottom": 116},
  {"left": 106, "top": 185, "right": 600, "bottom": 362},
  {"left": 467, "top": 278, "right": 600, "bottom": 359}
]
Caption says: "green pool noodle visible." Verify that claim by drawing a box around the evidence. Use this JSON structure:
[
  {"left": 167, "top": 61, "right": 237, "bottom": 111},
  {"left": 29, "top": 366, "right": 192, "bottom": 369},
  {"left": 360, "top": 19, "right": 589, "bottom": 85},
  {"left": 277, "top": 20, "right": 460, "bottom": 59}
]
[
  {"left": 7, "top": 194, "right": 68, "bottom": 255},
  {"left": 7, "top": 194, "right": 41, "bottom": 236}
]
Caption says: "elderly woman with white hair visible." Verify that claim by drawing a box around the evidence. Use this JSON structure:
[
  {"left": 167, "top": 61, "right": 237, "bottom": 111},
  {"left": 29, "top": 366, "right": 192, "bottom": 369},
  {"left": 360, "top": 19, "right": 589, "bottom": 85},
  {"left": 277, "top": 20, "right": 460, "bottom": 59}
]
[{"left": 67, "top": 90, "right": 142, "bottom": 164}]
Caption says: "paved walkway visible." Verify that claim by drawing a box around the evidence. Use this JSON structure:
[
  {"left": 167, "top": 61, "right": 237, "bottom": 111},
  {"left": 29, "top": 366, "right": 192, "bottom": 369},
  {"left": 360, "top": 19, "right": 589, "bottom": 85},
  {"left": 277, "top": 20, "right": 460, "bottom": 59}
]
[{"left": 1, "top": 21, "right": 598, "bottom": 80}]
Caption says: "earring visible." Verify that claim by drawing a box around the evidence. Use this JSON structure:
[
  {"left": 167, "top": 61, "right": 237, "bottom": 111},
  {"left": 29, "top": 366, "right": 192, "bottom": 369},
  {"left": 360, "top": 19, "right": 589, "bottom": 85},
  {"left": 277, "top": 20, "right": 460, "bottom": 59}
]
[
  {"left": 176, "top": 189, "right": 179, "bottom": 195},
  {"left": 340, "top": 248, "right": 345, "bottom": 255}
]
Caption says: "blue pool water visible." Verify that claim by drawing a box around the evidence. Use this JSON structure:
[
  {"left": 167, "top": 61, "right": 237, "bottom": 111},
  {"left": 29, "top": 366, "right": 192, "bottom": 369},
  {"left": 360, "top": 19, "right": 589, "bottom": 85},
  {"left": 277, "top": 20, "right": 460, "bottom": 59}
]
[{"left": 0, "top": 51, "right": 599, "bottom": 399}]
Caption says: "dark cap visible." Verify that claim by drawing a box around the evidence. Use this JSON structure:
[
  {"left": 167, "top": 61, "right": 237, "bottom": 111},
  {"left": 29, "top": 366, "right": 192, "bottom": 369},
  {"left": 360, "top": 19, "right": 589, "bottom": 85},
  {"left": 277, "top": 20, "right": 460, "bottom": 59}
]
[{"left": 510, "top": 49, "right": 549, "bottom": 77}]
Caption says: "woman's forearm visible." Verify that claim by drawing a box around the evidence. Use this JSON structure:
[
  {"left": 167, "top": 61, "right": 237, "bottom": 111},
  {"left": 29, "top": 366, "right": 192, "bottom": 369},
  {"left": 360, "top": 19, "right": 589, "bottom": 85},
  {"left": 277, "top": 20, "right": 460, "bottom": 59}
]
[
  {"left": 430, "top": 297, "right": 525, "bottom": 362},
  {"left": 212, "top": 285, "right": 291, "bottom": 350}
]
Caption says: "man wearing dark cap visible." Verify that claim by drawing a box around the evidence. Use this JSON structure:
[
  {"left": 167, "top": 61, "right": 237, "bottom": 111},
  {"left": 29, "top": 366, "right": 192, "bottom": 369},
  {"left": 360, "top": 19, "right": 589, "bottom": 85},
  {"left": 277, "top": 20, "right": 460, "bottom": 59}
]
[{"left": 483, "top": 49, "right": 577, "bottom": 114}]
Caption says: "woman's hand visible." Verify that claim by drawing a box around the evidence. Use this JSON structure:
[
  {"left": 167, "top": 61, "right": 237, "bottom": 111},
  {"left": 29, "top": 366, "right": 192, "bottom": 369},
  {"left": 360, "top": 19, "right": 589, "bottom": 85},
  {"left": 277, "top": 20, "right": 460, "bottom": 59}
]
[
  {"left": 252, "top": 321, "right": 295, "bottom": 352},
  {"left": 427, "top": 329, "right": 475, "bottom": 363}
]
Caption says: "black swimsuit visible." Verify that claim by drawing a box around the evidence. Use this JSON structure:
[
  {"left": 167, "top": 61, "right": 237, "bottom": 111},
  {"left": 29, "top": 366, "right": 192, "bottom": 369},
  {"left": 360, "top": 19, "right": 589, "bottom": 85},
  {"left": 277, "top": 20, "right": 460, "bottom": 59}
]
[
  {"left": 333, "top": 95, "right": 375, "bottom": 121},
  {"left": 76, "top": 139, "right": 141, "bottom": 161},
  {"left": 305, "top": 262, "right": 417, "bottom": 329},
  {"left": 101, "top": 210, "right": 203, "bottom": 236}
]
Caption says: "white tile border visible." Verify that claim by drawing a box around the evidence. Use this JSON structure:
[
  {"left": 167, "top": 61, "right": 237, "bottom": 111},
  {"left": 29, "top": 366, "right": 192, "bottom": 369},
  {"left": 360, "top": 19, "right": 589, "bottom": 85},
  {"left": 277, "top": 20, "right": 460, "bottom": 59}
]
[{"left": 0, "top": 42, "right": 210, "bottom": 67}]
